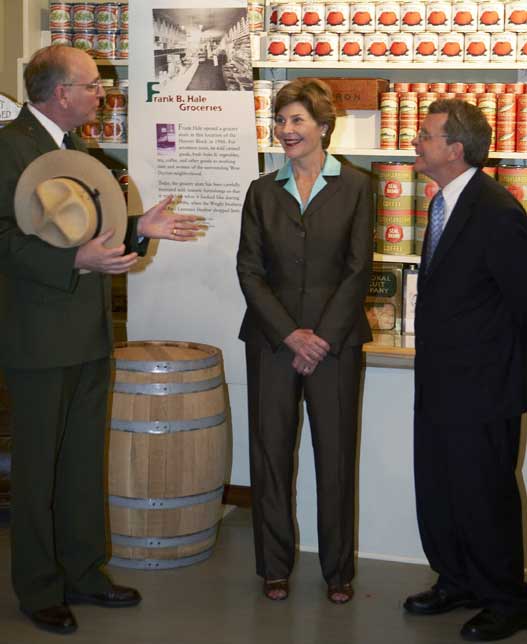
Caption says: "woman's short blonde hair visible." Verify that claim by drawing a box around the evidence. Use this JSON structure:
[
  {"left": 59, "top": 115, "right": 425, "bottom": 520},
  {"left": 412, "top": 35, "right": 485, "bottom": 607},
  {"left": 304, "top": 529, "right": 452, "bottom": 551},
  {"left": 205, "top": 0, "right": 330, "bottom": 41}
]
[{"left": 274, "top": 78, "right": 336, "bottom": 149}]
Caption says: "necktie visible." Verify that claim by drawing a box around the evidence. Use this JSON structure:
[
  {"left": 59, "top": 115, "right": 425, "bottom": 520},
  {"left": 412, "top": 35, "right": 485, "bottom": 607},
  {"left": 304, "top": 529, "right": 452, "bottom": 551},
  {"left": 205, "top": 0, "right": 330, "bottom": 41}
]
[
  {"left": 62, "top": 132, "right": 76, "bottom": 149},
  {"left": 425, "top": 190, "right": 445, "bottom": 270}
]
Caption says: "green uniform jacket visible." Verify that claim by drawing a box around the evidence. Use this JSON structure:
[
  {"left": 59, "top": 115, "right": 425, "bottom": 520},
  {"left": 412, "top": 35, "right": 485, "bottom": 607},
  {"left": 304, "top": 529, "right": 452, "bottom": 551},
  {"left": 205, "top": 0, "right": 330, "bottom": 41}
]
[{"left": 0, "top": 104, "right": 146, "bottom": 369}]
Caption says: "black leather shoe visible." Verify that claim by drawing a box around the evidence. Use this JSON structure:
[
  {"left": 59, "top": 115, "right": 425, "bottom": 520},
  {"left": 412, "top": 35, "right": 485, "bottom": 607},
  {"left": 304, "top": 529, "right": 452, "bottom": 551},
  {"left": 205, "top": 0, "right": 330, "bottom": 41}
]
[
  {"left": 65, "top": 584, "right": 141, "bottom": 607},
  {"left": 461, "top": 608, "right": 527, "bottom": 641},
  {"left": 21, "top": 604, "right": 77, "bottom": 634},
  {"left": 404, "top": 587, "right": 479, "bottom": 615}
]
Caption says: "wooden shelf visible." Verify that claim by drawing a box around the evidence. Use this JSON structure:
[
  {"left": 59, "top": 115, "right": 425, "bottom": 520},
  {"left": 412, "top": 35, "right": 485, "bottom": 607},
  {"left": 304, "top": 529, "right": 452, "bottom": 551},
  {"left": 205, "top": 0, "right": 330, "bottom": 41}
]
[
  {"left": 254, "top": 61, "right": 526, "bottom": 70},
  {"left": 258, "top": 146, "right": 527, "bottom": 159},
  {"left": 374, "top": 253, "right": 420, "bottom": 264},
  {"left": 364, "top": 333, "right": 415, "bottom": 356},
  {"left": 84, "top": 142, "right": 128, "bottom": 150}
]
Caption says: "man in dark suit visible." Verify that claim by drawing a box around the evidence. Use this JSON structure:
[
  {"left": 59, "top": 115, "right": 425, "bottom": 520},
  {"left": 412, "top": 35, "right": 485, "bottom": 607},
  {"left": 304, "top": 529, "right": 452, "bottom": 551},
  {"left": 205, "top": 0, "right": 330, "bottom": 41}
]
[
  {"left": 0, "top": 45, "right": 198, "bottom": 634},
  {"left": 404, "top": 99, "right": 527, "bottom": 641}
]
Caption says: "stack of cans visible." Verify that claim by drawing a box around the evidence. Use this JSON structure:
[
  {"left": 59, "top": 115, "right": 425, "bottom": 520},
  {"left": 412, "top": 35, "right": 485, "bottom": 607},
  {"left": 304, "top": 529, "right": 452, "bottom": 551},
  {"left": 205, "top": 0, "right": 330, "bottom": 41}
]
[{"left": 49, "top": 2, "right": 128, "bottom": 59}]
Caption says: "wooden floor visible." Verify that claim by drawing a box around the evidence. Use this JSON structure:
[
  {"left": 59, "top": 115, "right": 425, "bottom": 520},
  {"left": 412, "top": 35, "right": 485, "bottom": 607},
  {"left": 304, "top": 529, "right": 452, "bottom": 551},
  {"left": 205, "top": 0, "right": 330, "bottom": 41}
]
[{"left": 0, "top": 508, "right": 525, "bottom": 644}]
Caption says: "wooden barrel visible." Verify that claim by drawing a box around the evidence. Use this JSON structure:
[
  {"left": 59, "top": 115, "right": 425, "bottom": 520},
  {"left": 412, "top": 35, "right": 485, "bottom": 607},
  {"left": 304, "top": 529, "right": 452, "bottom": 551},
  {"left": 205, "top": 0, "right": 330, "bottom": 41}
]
[{"left": 108, "top": 341, "right": 227, "bottom": 570}]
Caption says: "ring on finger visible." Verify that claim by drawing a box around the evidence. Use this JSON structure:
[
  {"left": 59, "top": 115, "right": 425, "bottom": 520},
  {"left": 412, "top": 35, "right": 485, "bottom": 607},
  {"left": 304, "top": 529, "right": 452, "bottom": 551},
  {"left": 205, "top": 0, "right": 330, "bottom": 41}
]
[{"left": 173, "top": 228, "right": 178, "bottom": 235}]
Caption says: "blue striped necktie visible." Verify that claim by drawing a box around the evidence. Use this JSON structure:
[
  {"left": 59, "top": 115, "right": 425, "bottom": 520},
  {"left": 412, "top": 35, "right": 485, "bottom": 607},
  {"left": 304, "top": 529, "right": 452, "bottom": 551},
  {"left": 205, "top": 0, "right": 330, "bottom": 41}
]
[{"left": 425, "top": 190, "right": 445, "bottom": 270}]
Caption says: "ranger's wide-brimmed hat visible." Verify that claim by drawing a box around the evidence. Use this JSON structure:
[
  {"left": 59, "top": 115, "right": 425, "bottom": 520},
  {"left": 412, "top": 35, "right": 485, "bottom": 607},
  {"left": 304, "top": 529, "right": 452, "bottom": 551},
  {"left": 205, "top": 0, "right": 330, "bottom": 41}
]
[{"left": 14, "top": 149, "right": 127, "bottom": 248}]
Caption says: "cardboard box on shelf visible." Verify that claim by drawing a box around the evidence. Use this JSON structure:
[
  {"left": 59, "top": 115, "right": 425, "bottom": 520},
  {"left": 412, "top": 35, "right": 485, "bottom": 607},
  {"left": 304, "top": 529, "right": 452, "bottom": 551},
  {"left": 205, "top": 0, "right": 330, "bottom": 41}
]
[{"left": 320, "top": 78, "right": 390, "bottom": 110}]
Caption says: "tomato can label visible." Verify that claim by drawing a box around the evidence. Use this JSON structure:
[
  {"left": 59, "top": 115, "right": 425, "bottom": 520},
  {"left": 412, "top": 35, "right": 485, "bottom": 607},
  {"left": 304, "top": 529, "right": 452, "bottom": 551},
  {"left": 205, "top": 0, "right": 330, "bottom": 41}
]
[
  {"left": 478, "top": 2, "right": 505, "bottom": 32},
  {"left": 376, "top": 2, "right": 401, "bottom": 33},
  {"left": 364, "top": 32, "right": 390, "bottom": 61},
  {"left": 464, "top": 31, "right": 490, "bottom": 61},
  {"left": 414, "top": 32, "right": 439, "bottom": 61},
  {"left": 339, "top": 34, "right": 364, "bottom": 61},
  {"left": 506, "top": 1, "right": 527, "bottom": 32},
  {"left": 49, "top": 4, "right": 72, "bottom": 30},
  {"left": 491, "top": 32, "right": 517, "bottom": 61},
  {"left": 268, "top": 4, "right": 279, "bottom": 32},
  {"left": 438, "top": 32, "right": 464, "bottom": 61},
  {"left": 266, "top": 33, "right": 290, "bottom": 60},
  {"left": 350, "top": 3, "right": 376, "bottom": 33},
  {"left": 452, "top": 1, "right": 478, "bottom": 32},
  {"left": 313, "top": 33, "right": 339, "bottom": 60},
  {"left": 426, "top": 2, "right": 452, "bottom": 32},
  {"left": 277, "top": 4, "right": 302, "bottom": 33},
  {"left": 467, "top": 82, "right": 487, "bottom": 93},
  {"left": 388, "top": 32, "right": 413, "bottom": 61},
  {"left": 72, "top": 3, "right": 96, "bottom": 30},
  {"left": 400, "top": 2, "right": 426, "bottom": 32},
  {"left": 325, "top": 3, "right": 350, "bottom": 33},
  {"left": 290, "top": 33, "right": 314, "bottom": 60},
  {"left": 302, "top": 3, "right": 325, "bottom": 33}
]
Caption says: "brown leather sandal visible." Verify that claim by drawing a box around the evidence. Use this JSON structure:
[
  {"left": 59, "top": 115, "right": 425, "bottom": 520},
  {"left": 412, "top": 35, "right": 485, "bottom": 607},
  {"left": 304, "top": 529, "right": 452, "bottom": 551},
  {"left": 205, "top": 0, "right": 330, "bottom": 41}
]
[
  {"left": 327, "top": 582, "right": 354, "bottom": 604},
  {"left": 263, "top": 579, "right": 289, "bottom": 601}
]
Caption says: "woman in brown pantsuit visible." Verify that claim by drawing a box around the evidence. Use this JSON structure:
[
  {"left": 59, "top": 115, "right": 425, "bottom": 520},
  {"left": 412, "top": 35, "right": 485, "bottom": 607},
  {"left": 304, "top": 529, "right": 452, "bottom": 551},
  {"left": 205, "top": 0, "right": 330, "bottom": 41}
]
[{"left": 237, "top": 79, "right": 373, "bottom": 604}]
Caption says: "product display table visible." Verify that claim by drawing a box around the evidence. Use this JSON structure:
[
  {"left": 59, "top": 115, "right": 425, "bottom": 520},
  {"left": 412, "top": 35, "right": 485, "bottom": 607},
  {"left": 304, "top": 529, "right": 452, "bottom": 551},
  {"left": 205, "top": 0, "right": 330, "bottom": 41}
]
[{"left": 364, "top": 333, "right": 415, "bottom": 368}]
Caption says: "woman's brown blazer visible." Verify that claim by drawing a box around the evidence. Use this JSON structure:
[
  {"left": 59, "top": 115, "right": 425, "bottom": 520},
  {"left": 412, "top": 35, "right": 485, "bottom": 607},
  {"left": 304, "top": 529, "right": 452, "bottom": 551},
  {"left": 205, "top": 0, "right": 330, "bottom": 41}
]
[{"left": 237, "top": 163, "right": 374, "bottom": 354}]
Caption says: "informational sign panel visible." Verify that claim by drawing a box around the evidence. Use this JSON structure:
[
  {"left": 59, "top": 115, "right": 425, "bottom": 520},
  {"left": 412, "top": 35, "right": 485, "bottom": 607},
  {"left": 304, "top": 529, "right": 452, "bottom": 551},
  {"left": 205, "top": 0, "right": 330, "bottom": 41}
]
[{"left": 128, "top": 0, "right": 258, "bottom": 384}]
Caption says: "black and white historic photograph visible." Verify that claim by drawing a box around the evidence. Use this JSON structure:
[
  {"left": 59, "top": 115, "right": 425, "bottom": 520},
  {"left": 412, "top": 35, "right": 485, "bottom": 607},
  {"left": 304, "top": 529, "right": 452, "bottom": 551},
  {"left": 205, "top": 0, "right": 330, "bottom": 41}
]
[{"left": 152, "top": 7, "right": 253, "bottom": 92}]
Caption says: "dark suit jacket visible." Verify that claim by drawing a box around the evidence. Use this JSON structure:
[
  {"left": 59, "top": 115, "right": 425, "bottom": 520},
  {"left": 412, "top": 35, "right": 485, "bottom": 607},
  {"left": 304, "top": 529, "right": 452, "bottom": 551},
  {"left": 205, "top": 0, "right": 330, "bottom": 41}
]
[
  {"left": 237, "top": 163, "right": 373, "bottom": 355},
  {"left": 415, "top": 169, "right": 527, "bottom": 425},
  {"left": 0, "top": 104, "right": 146, "bottom": 369}
]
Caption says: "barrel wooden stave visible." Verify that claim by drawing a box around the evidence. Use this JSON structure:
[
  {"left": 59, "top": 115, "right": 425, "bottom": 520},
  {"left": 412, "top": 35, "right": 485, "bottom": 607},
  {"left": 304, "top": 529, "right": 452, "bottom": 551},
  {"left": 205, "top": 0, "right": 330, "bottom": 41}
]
[{"left": 108, "top": 341, "right": 227, "bottom": 568}]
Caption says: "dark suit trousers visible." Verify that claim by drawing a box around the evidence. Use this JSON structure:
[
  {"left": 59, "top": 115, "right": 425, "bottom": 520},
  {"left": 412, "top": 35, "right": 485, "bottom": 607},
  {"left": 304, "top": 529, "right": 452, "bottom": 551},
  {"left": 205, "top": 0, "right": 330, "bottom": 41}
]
[
  {"left": 6, "top": 358, "right": 113, "bottom": 611},
  {"left": 245, "top": 343, "right": 362, "bottom": 586},
  {"left": 414, "top": 410, "right": 527, "bottom": 612}
]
